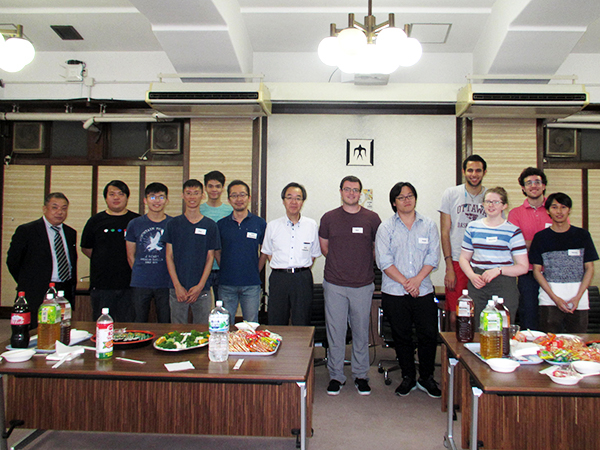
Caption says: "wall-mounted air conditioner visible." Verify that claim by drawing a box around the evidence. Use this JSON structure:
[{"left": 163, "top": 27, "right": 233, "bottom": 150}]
[
  {"left": 456, "top": 84, "right": 589, "bottom": 119},
  {"left": 146, "top": 82, "right": 271, "bottom": 118}
]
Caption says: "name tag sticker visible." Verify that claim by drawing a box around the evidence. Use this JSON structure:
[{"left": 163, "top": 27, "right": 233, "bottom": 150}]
[
  {"left": 195, "top": 228, "right": 207, "bottom": 235},
  {"left": 418, "top": 237, "right": 429, "bottom": 244},
  {"left": 352, "top": 227, "right": 363, "bottom": 234},
  {"left": 545, "top": 223, "right": 552, "bottom": 228},
  {"left": 247, "top": 232, "right": 258, "bottom": 239},
  {"left": 301, "top": 242, "right": 310, "bottom": 251},
  {"left": 568, "top": 249, "right": 581, "bottom": 256},
  {"left": 486, "top": 236, "right": 498, "bottom": 243}
]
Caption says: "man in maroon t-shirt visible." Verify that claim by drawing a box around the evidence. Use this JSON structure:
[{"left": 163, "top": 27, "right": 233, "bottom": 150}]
[{"left": 319, "top": 175, "right": 381, "bottom": 396}]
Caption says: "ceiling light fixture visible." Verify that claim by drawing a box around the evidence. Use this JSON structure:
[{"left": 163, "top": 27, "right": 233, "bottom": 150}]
[
  {"left": 318, "top": 0, "right": 422, "bottom": 75},
  {"left": 0, "top": 24, "right": 36, "bottom": 73}
]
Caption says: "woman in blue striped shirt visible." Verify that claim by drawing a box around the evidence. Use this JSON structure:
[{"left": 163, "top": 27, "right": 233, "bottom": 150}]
[{"left": 459, "top": 187, "right": 529, "bottom": 327}]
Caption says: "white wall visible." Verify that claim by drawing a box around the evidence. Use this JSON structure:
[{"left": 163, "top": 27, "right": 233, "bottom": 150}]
[{"left": 266, "top": 114, "right": 456, "bottom": 288}]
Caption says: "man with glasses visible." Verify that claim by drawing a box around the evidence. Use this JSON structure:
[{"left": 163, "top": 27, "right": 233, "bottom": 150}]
[
  {"left": 81, "top": 180, "right": 140, "bottom": 321},
  {"left": 320, "top": 176, "right": 381, "bottom": 396},
  {"left": 125, "top": 183, "right": 172, "bottom": 323},
  {"left": 508, "top": 167, "right": 553, "bottom": 329},
  {"left": 216, "top": 180, "right": 267, "bottom": 325},
  {"left": 262, "top": 182, "right": 321, "bottom": 326},
  {"left": 439, "top": 155, "right": 487, "bottom": 330}
]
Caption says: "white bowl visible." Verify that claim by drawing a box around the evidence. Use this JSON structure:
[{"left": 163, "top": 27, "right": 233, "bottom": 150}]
[
  {"left": 572, "top": 360, "right": 600, "bottom": 375},
  {"left": 486, "top": 358, "right": 520, "bottom": 373},
  {"left": 234, "top": 321, "right": 260, "bottom": 331},
  {"left": 1, "top": 349, "right": 36, "bottom": 362},
  {"left": 548, "top": 368, "right": 582, "bottom": 385}
]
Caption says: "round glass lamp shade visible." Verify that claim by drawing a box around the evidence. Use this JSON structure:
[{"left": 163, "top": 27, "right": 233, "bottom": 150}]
[
  {"left": 397, "top": 37, "right": 422, "bottom": 67},
  {"left": 337, "top": 27, "right": 367, "bottom": 56},
  {"left": 0, "top": 37, "right": 35, "bottom": 72},
  {"left": 318, "top": 36, "right": 340, "bottom": 66},
  {"left": 376, "top": 27, "right": 407, "bottom": 49}
]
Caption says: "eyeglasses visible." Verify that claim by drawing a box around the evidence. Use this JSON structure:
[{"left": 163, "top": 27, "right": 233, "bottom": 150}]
[
  {"left": 229, "top": 193, "right": 249, "bottom": 200},
  {"left": 342, "top": 187, "right": 361, "bottom": 193},
  {"left": 284, "top": 196, "right": 303, "bottom": 202},
  {"left": 396, "top": 194, "right": 414, "bottom": 202},
  {"left": 148, "top": 195, "right": 166, "bottom": 201},
  {"left": 524, "top": 180, "right": 543, "bottom": 187},
  {"left": 484, "top": 200, "right": 504, "bottom": 206}
]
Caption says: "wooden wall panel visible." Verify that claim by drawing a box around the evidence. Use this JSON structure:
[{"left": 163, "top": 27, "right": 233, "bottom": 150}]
[
  {"left": 97, "top": 167, "right": 141, "bottom": 215},
  {"left": 144, "top": 166, "right": 184, "bottom": 217},
  {"left": 586, "top": 170, "right": 600, "bottom": 287},
  {"left": 2, "top": 165, "right": 46, "bottom": 305},
  {"left": 471, "top": 118, "right": 538, "bottom": 212},
  {"left": 544, "top": 169, "right": 582, "bottom": 227},
  {"left": 189, "top": 118, "right": 254, "bottom": 205},
  {"left": 50, "top": 166, "right": 93, "bottom": 286}
]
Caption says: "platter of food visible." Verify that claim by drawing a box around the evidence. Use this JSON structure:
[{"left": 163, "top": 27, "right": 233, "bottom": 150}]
[
  {"left": 153, "top": 330, "right": 209, "bottom": 351},
  {"left": 535, "top": 333, "right": 600, "bottom": 364},
  {"left": 92, "top": 329, "right": 155, "bottom": 350},
  {"left": 229, "top": 329, "right": 282, "bottom": 356}
]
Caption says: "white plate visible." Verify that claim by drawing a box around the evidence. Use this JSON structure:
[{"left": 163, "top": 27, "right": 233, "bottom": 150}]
[
  {"left": 230, "top": 340, "right": 280, "bottom": 356},
  {"left": 572, "top": 360, "right": 600, "bottom": 374},
  {"left": 464, "top": 343, "right": 543, "bottom": 365},
  {"left": 523, "top": 330, "right": 546, "bottom": 342},
  {"left": 486, "top": 358, "right": 520, "bottom": 373},
  {"left": 153, "top": 332, "right": 209, "bottom": 352},
  {"left": 1, "top": 349, "right": 36, "bottom": 362},
  {"left": 547, "top": 368, "right": 582, "bottom": 385}
]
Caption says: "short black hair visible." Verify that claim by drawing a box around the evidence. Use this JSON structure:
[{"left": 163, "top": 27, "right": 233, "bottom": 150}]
[
  {"left": 227, "top": 180, "right": 250, "bottom": 196},
  {"left": 340, "top": 175, "right": 362, "bottom": 192},
  {"left": 182, "top": 179, "right": 203, "bottom": 191},
  {"left": 389, "top": 182, "right": 417, "bottom": 212},
  {"left": 281, "top": 182, "right": 307, "bottom": 201},
  {"left": 145, "top": 182, "right": 168, "bottom": 197},
  {"left": 103, "top": 180, "right": 130, "bottom": 199},
  {"left": 204, "top": 170, "right": 225, "bottom": 186},
  {"left": 518, "top": 167, "right": 547, "bottom": 194},
  {"left": 545, "top": 192, "right": 572, "bottom": 210},
  {"left": 463, "top": 154, "right": 487, "bottom": 171},
  {"left": 44, "top": 192, "right": 69, "bottom": 205}
]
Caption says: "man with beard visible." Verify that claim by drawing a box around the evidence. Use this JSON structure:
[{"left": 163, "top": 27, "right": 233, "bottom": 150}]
[
  {"left": 216, "top": 180, "right": 267, "bottom": 325},
  {"left": 508, "top": 167, "right": 552, "bottom": 329},
  {"left": 262, "top": 182, "right": 321, "bottom": 326},
  {"left": 439, "top": 155, "right": 487, "bottom": 330}
]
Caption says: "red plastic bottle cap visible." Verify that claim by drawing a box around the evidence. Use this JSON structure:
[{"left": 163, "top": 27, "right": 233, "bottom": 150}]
[{"left": 18, "top": 291, "right": 25, "bottom": 296}]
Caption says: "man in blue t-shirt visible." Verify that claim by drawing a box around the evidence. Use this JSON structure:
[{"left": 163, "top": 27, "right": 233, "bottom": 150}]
[
  {"left": 125, "top": 182, "right": 172, "bottom": 323},
  {"left": 164, "top": 179, "right": 220, "bottom": 324},
  {"left": 216, "top": 180, "right": 267, "bottom": 324},
  {"left": 200, "top": 170, "right": 233, "bottom": 302}
]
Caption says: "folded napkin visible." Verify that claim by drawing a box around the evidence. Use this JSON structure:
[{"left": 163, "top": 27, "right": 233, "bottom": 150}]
[
  {"left": 165, "top": 361, "right": 195, "bottom": 372},
  {"left": 511, "top": 341, "right": 542, "bottom": 358},
  {"left": 46, "top": 341, "right": 86, "bottom": 361}
]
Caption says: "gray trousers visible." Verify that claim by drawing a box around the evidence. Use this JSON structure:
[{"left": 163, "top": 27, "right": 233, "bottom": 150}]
[
  {"left": 323, "top": 280, "right": 374, "bottom": 383},
  {"left": 169, "top": 289, "right": 211, "bottom": 324}
]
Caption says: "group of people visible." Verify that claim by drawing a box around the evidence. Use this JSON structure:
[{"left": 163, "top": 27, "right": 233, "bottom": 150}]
[{"left": 6, "top": 159, "right": 598, "bottom": 400}]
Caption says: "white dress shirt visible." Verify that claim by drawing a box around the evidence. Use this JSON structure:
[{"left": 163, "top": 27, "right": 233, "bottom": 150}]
[{"left": 261, "top": 215, "right": 321, "bottom": 269}]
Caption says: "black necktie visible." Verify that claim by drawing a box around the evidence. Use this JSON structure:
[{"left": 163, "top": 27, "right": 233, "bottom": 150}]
[{"left": 51, "top": 225, "right": 71, "bottom": 282}]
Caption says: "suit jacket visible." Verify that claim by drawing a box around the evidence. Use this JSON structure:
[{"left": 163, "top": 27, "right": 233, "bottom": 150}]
[{"left": 6, "top": 218, "right": 77, "bottom": 325}]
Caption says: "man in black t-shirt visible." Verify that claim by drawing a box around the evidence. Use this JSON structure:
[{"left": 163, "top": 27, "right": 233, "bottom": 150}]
[
  {"left": 81, "top": 180, "right": 140, "bottom": 321},
  {"left": 530, "top": 192, "right": 599, "bottom": 333}
]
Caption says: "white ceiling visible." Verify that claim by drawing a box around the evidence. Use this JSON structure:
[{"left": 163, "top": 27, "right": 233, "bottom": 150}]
[{"left": 1, "top": 0, "right": 600, "bottom": 84}]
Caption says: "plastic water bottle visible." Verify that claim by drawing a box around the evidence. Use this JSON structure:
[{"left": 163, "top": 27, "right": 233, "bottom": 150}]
[
  {"left": 10, "top": 291, "right": 31, "bottom": 349},
  {"left": 480, "top": 300, "right": 503, "bottom": 360},
  {"left": 56, "top": 290, "right": 72, "bottom": 345},
  {"left": 96, "top": 308, "right": 114, "bottom": 359},
  {"left": 495, "top": 297, "right": 511, "bottom": 357},
  {"left": 456, "top": 290, "right": 475, "bottom": 343},
  {"left": 209, "top": 301, "right": 229, "bottom": 362}
]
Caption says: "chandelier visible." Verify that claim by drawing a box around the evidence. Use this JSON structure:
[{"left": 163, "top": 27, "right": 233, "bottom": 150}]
[
  {"left": 0, "top": 24, "right": 36, "bottom": 73},
  {"left": 318, "top": 0, "right": 422, "bottom": 75}
]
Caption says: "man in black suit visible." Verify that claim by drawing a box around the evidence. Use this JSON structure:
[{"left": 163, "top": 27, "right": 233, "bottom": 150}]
[{"left": 7, "top": 192, "right": 77, "bottom": 328}]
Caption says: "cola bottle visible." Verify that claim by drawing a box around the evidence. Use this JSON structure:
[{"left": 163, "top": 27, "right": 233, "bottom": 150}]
[{"left": 10, "top": 291, "right": 31, "bottom": 349}]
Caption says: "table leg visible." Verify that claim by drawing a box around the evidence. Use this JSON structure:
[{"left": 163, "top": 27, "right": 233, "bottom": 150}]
[
  {"left": 297, "top": 381, "right": 306, "bottom": 450},
  {"left": 470, "top": 387, "right": 483, "bottom": 450},
  {"left": 444, "top": 358, "right": 459, "bottom": 450},
  {"left": 0, "top": 375, "right": 6, "bottom": 450}
]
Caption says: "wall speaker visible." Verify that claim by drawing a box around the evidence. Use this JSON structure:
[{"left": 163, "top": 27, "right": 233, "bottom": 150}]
[
  {"left": 150, "top": 123, "right": 181, "bottom": 154},
  {"left": 545, "top": 128, "right": 577, "bottom": 158},
  {"left": 13, "top": 122, "right": 45, "bottom": 153}
]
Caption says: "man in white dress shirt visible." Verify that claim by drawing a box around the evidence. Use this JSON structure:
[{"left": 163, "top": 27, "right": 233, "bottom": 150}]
[{"left": 261, "top": 182, "right": 321, "bottom": 325}]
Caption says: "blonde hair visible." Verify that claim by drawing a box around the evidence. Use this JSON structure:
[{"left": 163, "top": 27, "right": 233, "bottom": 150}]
[{"left": 485, "top": 187, "right": 508, "bottom": 206}]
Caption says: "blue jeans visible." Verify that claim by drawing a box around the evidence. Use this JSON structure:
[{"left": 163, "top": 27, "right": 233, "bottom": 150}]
[
  {"left": 219, "top": 285, "right": 262, "bottom": 325},
  {"left": 169, "top": 289, "right": 211, "bottom": 324},
  {"left": 131, "top": 287, "right": 170, "bottom": 323}
]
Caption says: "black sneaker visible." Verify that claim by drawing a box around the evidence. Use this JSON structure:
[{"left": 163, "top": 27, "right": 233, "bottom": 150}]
[
  {"left": 354, "top": 378, "right": 371, "bottom": 396},
  {"left": 327, "top": 379, "right": 345, "bottom": 396},
  {"left": 395, "top": 377, "right": 416, "bottom": 396},
  {"left": 417, "top": 376, "right": 442, "bottom": 398}
]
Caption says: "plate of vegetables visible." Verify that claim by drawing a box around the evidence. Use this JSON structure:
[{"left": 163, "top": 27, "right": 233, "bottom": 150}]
[
  {"left": 154, "top": 330, "right": 209, "bottom": 351},
  {"left": 91, "top": 329, "right": 155, "bottom": 350}
]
